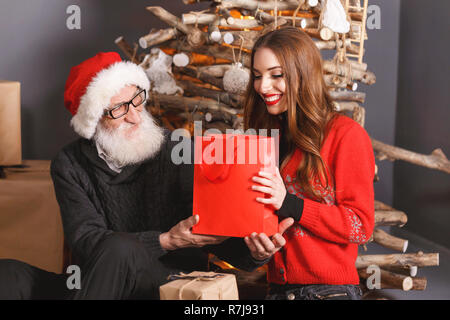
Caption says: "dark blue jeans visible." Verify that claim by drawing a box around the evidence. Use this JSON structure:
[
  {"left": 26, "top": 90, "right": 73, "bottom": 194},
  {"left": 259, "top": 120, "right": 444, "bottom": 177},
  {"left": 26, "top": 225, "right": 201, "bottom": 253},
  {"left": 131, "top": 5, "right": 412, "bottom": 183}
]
[{"left": 266, "top": 284, "right": 363, "bottom": 300}]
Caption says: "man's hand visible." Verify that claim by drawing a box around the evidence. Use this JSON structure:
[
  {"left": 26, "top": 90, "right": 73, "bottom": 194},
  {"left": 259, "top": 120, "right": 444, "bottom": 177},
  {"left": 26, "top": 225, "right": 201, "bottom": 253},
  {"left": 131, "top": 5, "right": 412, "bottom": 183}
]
[
  {"left": 160, "top": 215, "right": 229, "bottom": 251},
  {"left": 244, "top": 217, "right": 294, "bottom": 261}
]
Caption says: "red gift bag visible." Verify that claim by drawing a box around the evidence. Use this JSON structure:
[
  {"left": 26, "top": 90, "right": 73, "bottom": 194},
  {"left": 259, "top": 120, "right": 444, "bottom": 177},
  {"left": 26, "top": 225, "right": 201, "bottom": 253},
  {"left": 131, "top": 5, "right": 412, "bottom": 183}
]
[{"left": 192, "top": 134, "right": 279, "bottom": 238}]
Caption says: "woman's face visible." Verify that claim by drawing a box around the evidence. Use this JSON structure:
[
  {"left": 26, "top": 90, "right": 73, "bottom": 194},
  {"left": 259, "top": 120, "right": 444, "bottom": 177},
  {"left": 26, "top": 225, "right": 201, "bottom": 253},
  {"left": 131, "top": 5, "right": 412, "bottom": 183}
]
[{"left": 252, "top": 47, "right": 287, "bottom": 115}]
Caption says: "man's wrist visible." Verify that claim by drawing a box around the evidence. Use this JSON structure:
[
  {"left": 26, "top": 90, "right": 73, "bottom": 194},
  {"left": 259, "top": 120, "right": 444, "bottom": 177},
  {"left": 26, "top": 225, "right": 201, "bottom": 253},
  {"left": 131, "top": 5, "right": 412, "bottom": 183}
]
[{"left": 159, "top": 232, "right": 174, "bottom": 251}]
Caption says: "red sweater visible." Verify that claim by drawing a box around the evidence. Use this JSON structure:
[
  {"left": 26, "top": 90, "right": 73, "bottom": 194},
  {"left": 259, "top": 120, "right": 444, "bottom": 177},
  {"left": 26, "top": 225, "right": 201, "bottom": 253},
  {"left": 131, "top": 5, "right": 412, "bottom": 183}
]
[{"left": 268, "top": 115, "right": 375, "bottom": 285}]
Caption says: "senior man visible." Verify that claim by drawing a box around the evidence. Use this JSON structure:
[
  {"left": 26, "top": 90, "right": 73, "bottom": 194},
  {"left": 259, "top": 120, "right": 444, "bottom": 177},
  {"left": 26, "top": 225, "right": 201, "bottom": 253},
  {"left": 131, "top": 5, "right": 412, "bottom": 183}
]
[{"left": 0, "top": 52, "right": 293, "bottom": 299}]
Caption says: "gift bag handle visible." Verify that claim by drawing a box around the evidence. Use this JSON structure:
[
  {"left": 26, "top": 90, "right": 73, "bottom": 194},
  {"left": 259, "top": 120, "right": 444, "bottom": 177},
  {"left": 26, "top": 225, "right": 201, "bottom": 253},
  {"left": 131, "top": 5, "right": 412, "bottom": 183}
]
[{"left": 199, "top": 136, "right": 237, "bottom": 182}]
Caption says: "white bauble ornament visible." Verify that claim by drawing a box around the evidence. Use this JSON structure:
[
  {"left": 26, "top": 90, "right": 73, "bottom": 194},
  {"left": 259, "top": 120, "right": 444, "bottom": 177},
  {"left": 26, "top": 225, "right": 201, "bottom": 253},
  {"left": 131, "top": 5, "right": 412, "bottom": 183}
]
[
  {"left": 223, "top": 62, "right": 250, "bottom": 95},
  {"left": 173, "top": 53, "right": 190, "bottom": 67},
  {"left": 223, "top": 32, "right": 234, "bottom": 45},
  {"left": 210, "top": 30, "right": 222, "bottom": 42}
]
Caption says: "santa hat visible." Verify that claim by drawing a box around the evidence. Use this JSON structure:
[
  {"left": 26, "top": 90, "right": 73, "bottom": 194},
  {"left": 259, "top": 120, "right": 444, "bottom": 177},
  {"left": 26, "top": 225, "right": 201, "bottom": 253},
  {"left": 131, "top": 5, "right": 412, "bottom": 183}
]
[{"left": 64, "top": 52, "right": 150, "bottom": 139}]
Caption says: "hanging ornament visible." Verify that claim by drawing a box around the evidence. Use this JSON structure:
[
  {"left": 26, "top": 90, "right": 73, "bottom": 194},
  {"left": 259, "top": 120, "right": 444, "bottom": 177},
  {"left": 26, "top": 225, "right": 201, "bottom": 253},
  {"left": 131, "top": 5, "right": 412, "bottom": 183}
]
[
  {"left": 223, "top": 62, "right": 250, "bottom": 95},
  {"left": 322, "top": 0, "right": 350, "bottom": 34},
  {"left": 210, "top": 30, "right": 222, "bottom": 42},
  {"left": 223, "top": 35, "right": 249, "bottom": 95},
  {"left": 223, "top": 32, "right": 234, "bottom": 45},
  {"left": 173, "top": 52, "right": 190, "bottom": 67},
  {"left": 146, "top": 48, "right": 183, "bottom": 95}
]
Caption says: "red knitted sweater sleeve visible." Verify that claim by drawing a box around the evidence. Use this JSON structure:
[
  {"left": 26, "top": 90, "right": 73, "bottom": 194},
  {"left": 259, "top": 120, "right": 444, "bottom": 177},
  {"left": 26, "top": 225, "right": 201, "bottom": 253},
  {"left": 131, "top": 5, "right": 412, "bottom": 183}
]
[{"left": 299, "top": 123, "right": 375, "bottom": 244}]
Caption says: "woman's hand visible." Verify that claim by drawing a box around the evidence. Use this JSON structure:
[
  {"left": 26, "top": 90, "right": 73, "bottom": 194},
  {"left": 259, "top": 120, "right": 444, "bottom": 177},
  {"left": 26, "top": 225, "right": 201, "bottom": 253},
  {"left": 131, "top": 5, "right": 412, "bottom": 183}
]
[
  {"left": 160, "top": 215, "right": 229, "bottom": 251},
  {"left": 252, "top": 167, "right": 287, "bottom": 210},
  {"left": 244, "top": 218, "right": 294, "bottom": 261}
]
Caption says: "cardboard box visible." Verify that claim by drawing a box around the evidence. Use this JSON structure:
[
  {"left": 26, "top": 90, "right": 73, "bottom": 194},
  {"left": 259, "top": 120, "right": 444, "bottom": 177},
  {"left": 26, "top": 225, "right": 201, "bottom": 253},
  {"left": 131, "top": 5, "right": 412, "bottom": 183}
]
[
  {"left": 0, "top": 80, "right": 22, "bottom": 166},
  {"left": 0, "top": 160, "right": 64, "bottom": 274},
  {"left": 160, "top": 271, "right": 239, "bottom": 300}
]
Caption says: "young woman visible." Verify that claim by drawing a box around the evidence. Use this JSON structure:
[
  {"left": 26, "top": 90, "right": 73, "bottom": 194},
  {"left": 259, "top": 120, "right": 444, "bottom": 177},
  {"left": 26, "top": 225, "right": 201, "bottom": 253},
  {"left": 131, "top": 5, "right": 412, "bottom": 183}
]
[{"left": 244, "top": 27, "right": 375, "bottom": 300}]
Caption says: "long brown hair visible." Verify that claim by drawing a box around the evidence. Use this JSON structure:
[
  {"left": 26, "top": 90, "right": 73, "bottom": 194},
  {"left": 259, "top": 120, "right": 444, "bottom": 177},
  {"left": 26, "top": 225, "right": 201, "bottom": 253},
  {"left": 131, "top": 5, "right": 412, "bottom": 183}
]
[{"left": 244, "top": 27, "right": 338, "bottom": 201}]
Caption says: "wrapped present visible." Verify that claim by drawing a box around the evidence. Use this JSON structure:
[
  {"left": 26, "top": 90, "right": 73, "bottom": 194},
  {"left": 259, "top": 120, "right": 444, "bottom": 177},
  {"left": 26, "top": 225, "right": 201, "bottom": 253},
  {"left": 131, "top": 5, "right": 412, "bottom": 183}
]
[
  {"left": 0, "top": 160, "right": 64, "bottom": 273},
  {"left": 192, "top": 134, "right": 278, "bottom": 238},
  {"left": 160, "top": 271, "right": 239, "bottom": 300},
  {"left": 0, "top": 81, "right": 21, "bottom": 166}
]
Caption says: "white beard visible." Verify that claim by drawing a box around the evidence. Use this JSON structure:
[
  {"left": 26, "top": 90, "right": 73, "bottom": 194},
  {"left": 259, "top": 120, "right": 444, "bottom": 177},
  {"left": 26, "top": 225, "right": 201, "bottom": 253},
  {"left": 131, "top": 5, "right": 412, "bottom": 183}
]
[{"left": 93, "top": 110, "right": 165, "bottom": 167}]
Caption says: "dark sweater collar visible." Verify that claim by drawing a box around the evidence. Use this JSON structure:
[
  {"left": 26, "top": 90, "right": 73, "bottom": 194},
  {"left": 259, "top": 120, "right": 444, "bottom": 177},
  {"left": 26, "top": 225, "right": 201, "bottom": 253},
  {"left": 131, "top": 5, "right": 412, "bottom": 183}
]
[{"left": 79, "top": 139, "right": 143, "bottom": 185}]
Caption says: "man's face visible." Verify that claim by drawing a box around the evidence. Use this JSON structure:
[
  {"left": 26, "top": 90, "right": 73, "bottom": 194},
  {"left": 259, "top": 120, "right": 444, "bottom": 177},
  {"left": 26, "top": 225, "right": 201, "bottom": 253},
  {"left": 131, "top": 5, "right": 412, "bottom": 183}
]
[
  {"left": 93, "top": 85, "right": 164, "bottom": 167},
  {"left": 100, "top": 85, "right": 143, "bottom": 138}
]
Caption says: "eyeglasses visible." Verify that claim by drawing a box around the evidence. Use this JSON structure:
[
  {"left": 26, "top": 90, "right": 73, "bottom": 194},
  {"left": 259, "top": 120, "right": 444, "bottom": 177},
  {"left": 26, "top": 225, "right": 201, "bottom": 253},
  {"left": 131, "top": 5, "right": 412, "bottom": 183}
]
[{"left": 103, "top": 88, "right": 146, "bottom": 119}]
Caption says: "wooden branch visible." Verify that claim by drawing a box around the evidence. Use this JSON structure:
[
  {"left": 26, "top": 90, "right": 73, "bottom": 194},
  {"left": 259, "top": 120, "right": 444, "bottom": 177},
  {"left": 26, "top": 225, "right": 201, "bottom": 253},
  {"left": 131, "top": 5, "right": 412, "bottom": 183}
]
[
  {"left": 182, "top": 0, "right": 210, "bottom": 3},
  {"left": 197, "top": 64, "right": 250, "bottom": 79},
  {"left": 147, "top": 93, "right": 241, "bottom": 118},
  {"left": 371, "top": 138, "right": 450, "bottom": 174},
  {"left": 315, "top": 39, "right": 352, "bottom": 51},
  {"left": 372, "top": 228, "right": 409, "bottom": 253},
  {"left": 356, "top": 252, "right": 439, "bottom": 269},
  {"left": 411, "top": 277, "right": 427, "bottom": 290},
  {"left": 114, "top": 36, "right": 139, "bottom": 64},
  {"left": 146, "top": 6, "right": 206, "bottom": 47},
  {"left": 352, "top": 105, "right": 365, "bottom": 127},
  {"left": 375, "top": 210, "right": 408, "bottom": 227},
  {"left": 358, "top": 268, "right": 413, "bottom": 291},
  {"left": 139, "top": 28, "right": 179, "bottom": 49},
  {"left": 323, "top": 60, "right": 376, "bottom": 85},
  {"left": 182, "top": 12, "right": 261, "bottom": 29},
  {"left": 197, "top": 64, "right": 231, "bottom": 77},
  {"left": 324, "top": 74, "right": 353, "bottom": 89},
  {"left": 163, "top": 39, "right": 250, "bottom": 67},
  {"left": 220, "top": 0, "right": 305, "bottom": 11},
  {"left": 174, "top": 65, "right": 224, "bottom": 90},
  {"left": 177, "top": 79, "right": 243, "bottom": 108},
  {"left": 383, "top": 265, "right": 418, "bottom": 277},
  {"left": 215, "top": 30, "right": 259, "bottom": 50},
  {"left": 329, "top": 90, "right": 366, "bottom": 103},
  {"left": 374, "top": 200, "right": 395, "bottom": 211},
  {"left": 218, "top": 7, "right": 236, "bottom": 25}
]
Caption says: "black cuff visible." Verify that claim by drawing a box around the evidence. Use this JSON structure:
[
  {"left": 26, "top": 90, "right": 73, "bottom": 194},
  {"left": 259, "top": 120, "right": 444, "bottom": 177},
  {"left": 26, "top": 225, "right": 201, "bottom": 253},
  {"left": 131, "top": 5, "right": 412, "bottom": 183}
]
[{"left": 276, "top": 193, "right": 304, "bottom": 222}]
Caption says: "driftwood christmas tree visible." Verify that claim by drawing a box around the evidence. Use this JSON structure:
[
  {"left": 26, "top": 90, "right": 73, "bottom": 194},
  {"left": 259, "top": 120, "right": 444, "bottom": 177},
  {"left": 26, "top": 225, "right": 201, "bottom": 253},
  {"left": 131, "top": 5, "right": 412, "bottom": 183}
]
[{"left": 115, "top": 0, "right": 447, "bottom": 299}]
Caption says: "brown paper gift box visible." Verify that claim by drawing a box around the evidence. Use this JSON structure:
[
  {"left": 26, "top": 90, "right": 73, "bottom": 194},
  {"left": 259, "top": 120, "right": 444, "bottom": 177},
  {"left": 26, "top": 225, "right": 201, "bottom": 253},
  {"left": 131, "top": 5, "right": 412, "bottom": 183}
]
[
  {"left": 0, "top": 160, "right": 64, "bottom": 274},
  {"left": 160, "top": 271, "right": 239, "bottom": 300},
  {"left": 0, "top": 81, "right": 22, "bottom": 166}
]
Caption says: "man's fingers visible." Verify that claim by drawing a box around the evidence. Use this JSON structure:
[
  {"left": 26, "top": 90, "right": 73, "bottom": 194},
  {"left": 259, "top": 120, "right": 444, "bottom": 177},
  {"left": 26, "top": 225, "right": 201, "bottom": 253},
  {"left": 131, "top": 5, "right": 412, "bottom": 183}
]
[
  {"left": 181, "top": 215, "right": 199, "bottom": 230},
  {"left": 191, "top": 234, "right": 228, "bottom": 245},
  {"left": 278, "top": 217, "right": 294, "bottom": 234},
  {"left": 244, "top": 236, "right": 256, "bottom": 252},
  {"left": 249, "top": 232, "right": 266, "bottom": 253},
  {"left": 256, "top": 233, "right": 276, "bottom": 252}
]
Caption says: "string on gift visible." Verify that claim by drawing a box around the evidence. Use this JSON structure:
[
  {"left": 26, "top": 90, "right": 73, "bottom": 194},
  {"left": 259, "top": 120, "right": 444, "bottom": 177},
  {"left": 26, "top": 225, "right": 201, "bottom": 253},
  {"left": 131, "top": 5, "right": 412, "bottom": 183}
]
[{"left": 167, "top": 273, "right": 226, "bottom": 300}]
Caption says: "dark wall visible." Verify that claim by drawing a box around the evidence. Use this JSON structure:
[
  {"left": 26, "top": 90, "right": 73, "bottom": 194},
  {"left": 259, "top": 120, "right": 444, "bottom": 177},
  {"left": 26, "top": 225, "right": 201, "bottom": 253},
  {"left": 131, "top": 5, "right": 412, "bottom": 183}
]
[
  {"left": 393, "top": 0, "right": 450, "bottom": 247},
  {"left": 362, "top": 0, "right": 401, "bottom": 206},
  {"left": 0, "top": 0, "right": 209, "bottom": 160},
  {"left": 1, "top": 1, "right": 400, "bottom": 206}
]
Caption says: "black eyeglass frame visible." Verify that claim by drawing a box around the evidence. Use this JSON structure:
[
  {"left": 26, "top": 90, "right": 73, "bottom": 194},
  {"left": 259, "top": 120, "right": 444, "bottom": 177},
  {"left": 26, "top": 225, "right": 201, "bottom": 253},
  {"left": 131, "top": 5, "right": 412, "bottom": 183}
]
[{"left": 103, "top": 88, "right": 146, "bottom": 119}]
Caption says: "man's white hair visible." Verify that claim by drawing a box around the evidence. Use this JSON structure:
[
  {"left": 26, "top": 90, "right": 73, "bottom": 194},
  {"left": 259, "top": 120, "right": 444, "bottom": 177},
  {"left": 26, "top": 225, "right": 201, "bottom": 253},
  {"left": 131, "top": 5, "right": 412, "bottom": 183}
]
[{"left": 93, "top": 109, "right": 165, "bottom": 167}]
